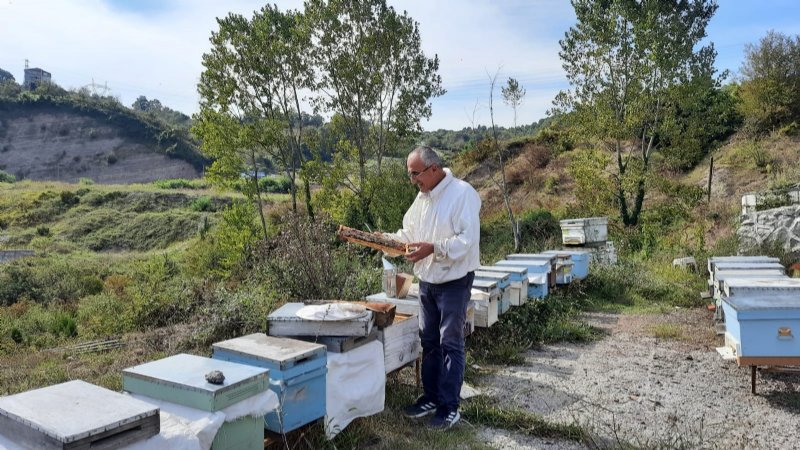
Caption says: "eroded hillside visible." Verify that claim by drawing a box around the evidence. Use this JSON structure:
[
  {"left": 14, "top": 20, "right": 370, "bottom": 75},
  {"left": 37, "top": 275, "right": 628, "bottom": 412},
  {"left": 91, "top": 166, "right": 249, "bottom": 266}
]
[{"left": 0, "top": 105, "right": 202, "bottom": 184}]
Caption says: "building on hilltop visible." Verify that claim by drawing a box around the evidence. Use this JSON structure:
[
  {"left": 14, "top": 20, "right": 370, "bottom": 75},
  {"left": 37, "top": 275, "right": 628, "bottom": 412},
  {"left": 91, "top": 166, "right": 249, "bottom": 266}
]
[{"left": 23, "top": 60, "right": 51, "bottom": 90}]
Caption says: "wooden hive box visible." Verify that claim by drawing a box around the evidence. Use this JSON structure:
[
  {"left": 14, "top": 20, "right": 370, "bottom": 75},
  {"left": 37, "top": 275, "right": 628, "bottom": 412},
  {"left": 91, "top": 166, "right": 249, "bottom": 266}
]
[
  {"left": 377, "top": 314, "right": 421, "bottom": 374},
  {"left": 268, "top": 302, "right": 374, "bottom": 338}
]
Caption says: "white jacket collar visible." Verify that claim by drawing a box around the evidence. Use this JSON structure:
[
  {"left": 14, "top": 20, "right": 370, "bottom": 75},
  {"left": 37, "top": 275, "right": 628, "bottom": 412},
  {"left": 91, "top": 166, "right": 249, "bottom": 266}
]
[{"left": 424, "top": 168, "right": 453, "bottom": 200}]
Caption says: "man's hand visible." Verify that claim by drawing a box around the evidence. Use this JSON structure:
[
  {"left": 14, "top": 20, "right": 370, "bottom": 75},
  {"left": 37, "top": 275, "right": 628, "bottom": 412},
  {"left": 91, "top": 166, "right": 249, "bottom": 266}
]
[{"left": 405, "top": 242, "right": 434, "bottom": 263}]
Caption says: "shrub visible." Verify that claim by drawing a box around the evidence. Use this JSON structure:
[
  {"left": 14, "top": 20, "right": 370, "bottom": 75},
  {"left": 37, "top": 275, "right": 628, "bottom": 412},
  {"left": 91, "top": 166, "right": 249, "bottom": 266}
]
[
  {"left": 258, "top": 175, "right": 291, "bottom": 194},
  {"left": 59, "top": 190, "right": 79, "bottom": 206},
  {"left": 190, "top": 196, "right": 213, "bottom": 212},
  {"left": 106, "top": 153, "right": 118, "bottom": 165},
  {"left": 0, "top": 170, "right": 15, "bottom": 183},
  {"left": 125, "top": 254, "right": 194, "bottom": 329},
  {"left": 153, "top": 178, "right": 210, "bottom": 190},
  {"left": 255, "top": 213, "right": 378, "bottom": 301},
  {"left": 79, "top": 177, "right": 95, "bottom": 185},
  {"left": 50, "top": 314, "right": 77, "bottom": 338},
  {"left": 77, "top": 293, "right": 131, "bottom": 337},
  {"left": 36, "top": 226, "right": 50, "bottom": 237}
]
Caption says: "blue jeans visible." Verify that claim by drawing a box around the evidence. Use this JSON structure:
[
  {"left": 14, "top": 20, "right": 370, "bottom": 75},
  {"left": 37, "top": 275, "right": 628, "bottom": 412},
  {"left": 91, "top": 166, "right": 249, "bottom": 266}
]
[{"left": 419, "top": 271, "right": 474, "bottom": 412}]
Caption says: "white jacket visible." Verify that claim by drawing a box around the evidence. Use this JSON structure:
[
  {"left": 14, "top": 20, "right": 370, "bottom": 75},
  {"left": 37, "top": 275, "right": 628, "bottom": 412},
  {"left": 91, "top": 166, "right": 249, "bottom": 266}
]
[{"left": 387, "top": 168, "right": 481, "bottom": 284}]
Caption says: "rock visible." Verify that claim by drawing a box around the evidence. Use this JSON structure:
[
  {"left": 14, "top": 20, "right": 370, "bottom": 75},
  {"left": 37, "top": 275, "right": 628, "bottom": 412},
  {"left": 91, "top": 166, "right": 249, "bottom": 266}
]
[{"left": 205, "top": 370, "right": 225, "bottom": 385}]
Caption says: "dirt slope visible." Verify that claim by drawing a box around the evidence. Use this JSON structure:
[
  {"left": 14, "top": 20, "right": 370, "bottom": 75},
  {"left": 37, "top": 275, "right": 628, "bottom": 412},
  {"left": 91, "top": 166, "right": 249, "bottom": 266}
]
[{"left": 0, "top": 110, "right": 201, "bottom": 183}]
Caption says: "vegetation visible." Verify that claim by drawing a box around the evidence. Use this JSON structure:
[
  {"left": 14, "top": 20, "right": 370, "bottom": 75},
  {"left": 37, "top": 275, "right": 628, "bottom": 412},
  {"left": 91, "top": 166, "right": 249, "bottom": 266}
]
[
  {"left": 739, "top": 30, "right": 800, "bottom": 134},
  {"left": 196, "top": 4, "right": 314, "bottom": 226},
  {"left": 555, "top": 0, "right": 722, "bottom": 226},
  {"left": 305, "top": 0, "right": 444, "bottom": 227},
  {"left": 3, "top": 2, "right": 800, "bottom": 449}
]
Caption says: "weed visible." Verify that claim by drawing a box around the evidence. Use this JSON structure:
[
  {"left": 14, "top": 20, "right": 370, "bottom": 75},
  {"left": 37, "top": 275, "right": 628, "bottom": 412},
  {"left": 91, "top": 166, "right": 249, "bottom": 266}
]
[
  {"left": 650, "top": 323, "right": 684, "bottom": 340},
  {"left": 462, "top": 396, "right": 586, "bottom": 442}
]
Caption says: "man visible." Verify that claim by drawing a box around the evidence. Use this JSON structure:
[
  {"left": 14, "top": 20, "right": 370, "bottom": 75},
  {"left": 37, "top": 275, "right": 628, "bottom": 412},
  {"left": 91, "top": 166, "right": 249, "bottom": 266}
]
[{"left": 386, "top": 146, "right": 481, "bottom": 430}]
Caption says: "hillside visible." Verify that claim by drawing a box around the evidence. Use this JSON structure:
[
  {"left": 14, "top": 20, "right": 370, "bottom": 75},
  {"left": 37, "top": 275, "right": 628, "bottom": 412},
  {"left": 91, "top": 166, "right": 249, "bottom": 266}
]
[
  {"left": 0, "top": 97, "right": 205, "bottom": 184},
  {"left": 462, "top": 131, "right": 800, "bottom": 223}
]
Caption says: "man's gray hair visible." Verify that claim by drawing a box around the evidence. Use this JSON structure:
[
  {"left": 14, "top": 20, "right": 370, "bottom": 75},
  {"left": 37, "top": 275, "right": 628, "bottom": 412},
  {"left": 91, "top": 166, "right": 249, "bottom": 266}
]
[{"left": 411, "top": 146, "right": 443, "bottom": 167}]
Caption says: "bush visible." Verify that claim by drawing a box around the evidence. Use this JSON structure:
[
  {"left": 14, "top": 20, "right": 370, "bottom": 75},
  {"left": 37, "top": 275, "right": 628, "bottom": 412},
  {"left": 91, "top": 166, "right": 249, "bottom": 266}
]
[
  {"left": 0, "top": 170, "right": 15, "bottom": 183},
  {"left": 255, "top": 213, "right": 378, "bottom": 301},
  {"left": 79, "top": 177, "right": 95, "bottom": 185},
  {"left": 183, "top": 200, "right": 261, "bottom": 279},
  {"left": 153, "top": 178, "right": 210, "bottom": 190},
  {"left": 258, "top": 175, "right": 291, "bottom": 194},
  {"left": 189, "top": 196, "right": 213, "bottom": 212},
  {"left": 77, "top": 293, "right": 131, "bottom": 337},
  {"left": 124, "top": 255, "right": 195, "bottom": 329},
  {"left": 187, "top": 284, "right": 277, "bottom": 348}
]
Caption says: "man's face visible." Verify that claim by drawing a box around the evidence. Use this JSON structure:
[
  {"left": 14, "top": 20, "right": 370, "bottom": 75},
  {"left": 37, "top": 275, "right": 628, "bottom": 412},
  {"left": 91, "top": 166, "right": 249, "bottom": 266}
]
[{"left": 407, "top": 153, "right": 438, "bottom": 193}]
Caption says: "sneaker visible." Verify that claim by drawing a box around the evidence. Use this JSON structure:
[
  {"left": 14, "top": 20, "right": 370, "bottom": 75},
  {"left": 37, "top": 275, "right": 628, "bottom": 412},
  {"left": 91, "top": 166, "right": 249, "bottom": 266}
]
[
  {"left": 403, "top": 396, "right": 438, "bottom": 418},
  {"left": 428, "top": 408, "right": 460, "bottom": 430}
]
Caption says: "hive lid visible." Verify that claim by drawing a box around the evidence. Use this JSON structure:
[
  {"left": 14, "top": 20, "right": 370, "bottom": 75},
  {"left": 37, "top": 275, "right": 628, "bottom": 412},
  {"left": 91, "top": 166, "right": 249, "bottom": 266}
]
[
  {"left": 712, "top": 262, "right": 785, "bottom": 271},
  {"left": 478, "top": 265, "right": 527, "bottom": 275},
  {"left": 496, "top": 259, "right": 551, "bottom": 267},
  {"left": 474, "top": 271, "right": 509, "bottom": 281},
  {"left": 723, "top": 294, "right": 800, "bottom": 311},
  {"left": 212, "top": 333, "right": 325, "bottom": 365},
  {"left": 472, "top": 279, "right": 498, "bottom": 289},
  {"left": 723, "top": 278, "right": 800, "bottom": 297},
  {"left": 122, "top": 353, "right": 268, "bottom": 395},
  {"left": 0, "top": 380, "right": 158, "bottom": 444}
]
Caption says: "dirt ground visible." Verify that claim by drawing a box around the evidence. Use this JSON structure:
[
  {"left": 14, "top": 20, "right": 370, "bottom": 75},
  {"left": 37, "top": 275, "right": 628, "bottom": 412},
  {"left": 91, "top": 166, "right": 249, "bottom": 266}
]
[{"left": 475, "top": 308, "right": 800, "bottom": 449}]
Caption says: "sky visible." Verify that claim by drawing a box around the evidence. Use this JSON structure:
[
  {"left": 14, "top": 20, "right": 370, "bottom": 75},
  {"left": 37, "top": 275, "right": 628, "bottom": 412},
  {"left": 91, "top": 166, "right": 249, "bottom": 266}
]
[{"left": 1, "top": 0, "right": 799, "bottom": 131}]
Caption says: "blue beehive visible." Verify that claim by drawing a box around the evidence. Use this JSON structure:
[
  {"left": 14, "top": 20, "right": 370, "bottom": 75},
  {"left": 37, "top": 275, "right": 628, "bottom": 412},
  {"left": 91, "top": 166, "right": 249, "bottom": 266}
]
[
  {"left": 722, "top": 293, "right": 800, "bottom": 361},
  {"left": 211, "top": 333, "right": 327, "bottom": 434},
  {"left": 496, "top": 259, "right": 550, "bottom": 299},
  {"left": 479, "top": 265, "right": 528, "bottom": 305},
  {"left": 475, "top": 270, "right": 511, "bottom": 313},
  {"left": 506, "top": 253, "right": 558, "bottom": 287},
  {"left": 543, "top": 250, "right": 591, "bottom": 280}
]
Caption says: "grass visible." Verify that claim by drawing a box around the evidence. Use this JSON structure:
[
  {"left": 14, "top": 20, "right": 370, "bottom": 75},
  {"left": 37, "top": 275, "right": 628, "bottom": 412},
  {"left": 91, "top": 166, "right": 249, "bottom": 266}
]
[
  {"left": 650, "top": 323, "right": 685, "bottom": 340},
  {"left": 461, "top": 396, "right": 585, "bottom": 441}
]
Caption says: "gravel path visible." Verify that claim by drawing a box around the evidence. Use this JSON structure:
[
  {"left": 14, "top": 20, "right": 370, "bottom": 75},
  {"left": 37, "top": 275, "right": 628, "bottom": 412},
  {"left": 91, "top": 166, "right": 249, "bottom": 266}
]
[{"left": 476, "top": 308, "right": 800, "bottom": 449}]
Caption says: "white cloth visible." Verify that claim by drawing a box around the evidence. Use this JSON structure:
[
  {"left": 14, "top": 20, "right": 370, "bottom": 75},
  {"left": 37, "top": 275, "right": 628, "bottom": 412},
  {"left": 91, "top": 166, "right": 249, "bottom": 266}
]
[
  {"left": 386, "top": 168, "right": 481, "bottom": 284},
  {"left": 123, "top": 390, "right": 279, "bottom": 450},
  {"left": 324, "top": 341, "right": 385, "bottom": 439}
]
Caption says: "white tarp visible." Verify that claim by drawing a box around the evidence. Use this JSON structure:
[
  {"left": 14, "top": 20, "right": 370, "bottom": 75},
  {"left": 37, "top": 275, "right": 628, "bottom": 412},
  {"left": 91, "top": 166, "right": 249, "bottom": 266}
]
[
  {"left": 0, "top": 390, "right": 280, "bottom": 450},
  {"left": 124, "top": 389, "right": 278, "bottom": 450},
  {"left": 324, "top": 340, "right": 385, "bottom": 439}
]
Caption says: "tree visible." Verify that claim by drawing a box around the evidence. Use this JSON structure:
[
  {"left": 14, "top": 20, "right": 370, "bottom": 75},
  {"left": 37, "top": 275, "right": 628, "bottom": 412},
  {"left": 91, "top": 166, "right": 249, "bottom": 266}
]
[
  {"left": 195, "top": 4, "right": 315, "bottom": 238},
  {"left": 131, "top": 95, "right": 163, "bottom": 112},
  {"left": 0, "top": 68, "right": 14, "bottom": 83},
  {"left": 554, "top": 0, "right": 718, "bottom": 226},
  {"left": 739, "top": 30, "right": 800, "bottom": 132},
  {"left": 501, "top": 77, "right": 526, "bottom": 129},
  {"left": 487, "top": 71, "right": 521, "bottom": 251},
  {"left": 305, "top": 0, "right": 444, "bottom": 227}
]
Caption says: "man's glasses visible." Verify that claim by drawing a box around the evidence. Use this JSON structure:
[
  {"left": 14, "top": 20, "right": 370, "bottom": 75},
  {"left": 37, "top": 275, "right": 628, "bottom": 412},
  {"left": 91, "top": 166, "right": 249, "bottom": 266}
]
[{"left": 408, "top": 165, "right": 432, "bottom": 179}]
